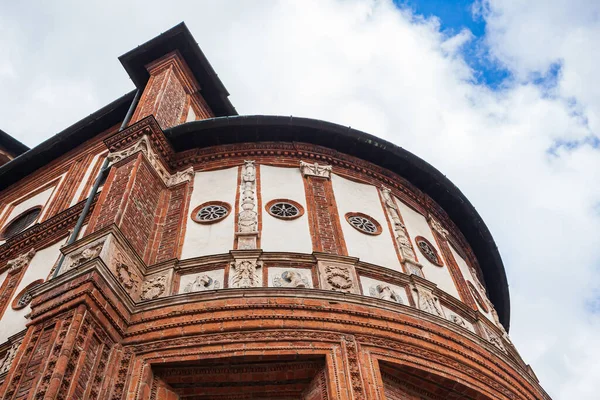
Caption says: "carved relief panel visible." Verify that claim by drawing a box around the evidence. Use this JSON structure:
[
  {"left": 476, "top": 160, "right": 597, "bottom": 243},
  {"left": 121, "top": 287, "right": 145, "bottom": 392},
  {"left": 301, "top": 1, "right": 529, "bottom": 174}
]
[
  {"left": 140, "top": 270, "right": 173, "bottom": 300},
  {"left": 317, "top": 262, "right": 360, "bottom": 294},
  {"left": 269, "top": 267, "right": 313, "bottom": 288},
  {"left": 236, "top": 160, "right": 260, "bottom": 250},
  {"left": 359, "top": 276, "right": 408, "bottom": 304},
  {"left": 229, "top": 253, "right": 263, "bottom": 288},
  {"left": 179, "top": 269, "right": 224, "bottom": 294}
]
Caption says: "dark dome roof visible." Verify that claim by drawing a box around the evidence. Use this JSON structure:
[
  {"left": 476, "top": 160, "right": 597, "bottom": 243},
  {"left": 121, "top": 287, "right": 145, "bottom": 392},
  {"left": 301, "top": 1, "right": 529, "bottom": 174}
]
[{"left": 166, "top": 115, "right": 510, "bottom": 330}]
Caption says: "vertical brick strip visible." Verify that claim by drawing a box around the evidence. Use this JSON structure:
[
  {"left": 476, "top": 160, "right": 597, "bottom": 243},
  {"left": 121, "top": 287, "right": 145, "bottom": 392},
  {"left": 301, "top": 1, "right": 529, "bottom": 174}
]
[
  {"left": 303, "top": 176, "right": 347, "bottom": 255},
  {"left": 0, "top": 268, "right": 27, "bottom": 320},
  {"left": 433, "top": 231, "right": 477, "bottom": 310}
]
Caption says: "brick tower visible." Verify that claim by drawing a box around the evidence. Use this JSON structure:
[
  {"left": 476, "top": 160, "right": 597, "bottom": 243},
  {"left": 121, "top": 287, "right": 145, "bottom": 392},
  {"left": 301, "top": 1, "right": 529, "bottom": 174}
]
[{"left": 0, "top": 23, "right": 550, "bottom": 399}]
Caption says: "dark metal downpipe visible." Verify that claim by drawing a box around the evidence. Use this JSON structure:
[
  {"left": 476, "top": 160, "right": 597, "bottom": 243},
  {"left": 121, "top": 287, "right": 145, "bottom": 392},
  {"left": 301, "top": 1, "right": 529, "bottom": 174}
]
[{"left": 53, "top": 88, "right": 141, "bottom": 278}]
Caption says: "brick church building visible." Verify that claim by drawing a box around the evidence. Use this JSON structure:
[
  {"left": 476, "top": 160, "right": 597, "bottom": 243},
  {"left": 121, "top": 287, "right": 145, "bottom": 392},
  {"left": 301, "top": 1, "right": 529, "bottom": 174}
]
[{"left": 0, "top": 23, "right": 550, "bottom": 399}]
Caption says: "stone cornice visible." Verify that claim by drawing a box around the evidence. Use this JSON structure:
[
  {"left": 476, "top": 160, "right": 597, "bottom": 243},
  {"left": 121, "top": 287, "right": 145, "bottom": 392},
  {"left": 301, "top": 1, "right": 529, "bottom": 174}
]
[{"left": 104, "top": 116, "right": 174, "bottom": 165}]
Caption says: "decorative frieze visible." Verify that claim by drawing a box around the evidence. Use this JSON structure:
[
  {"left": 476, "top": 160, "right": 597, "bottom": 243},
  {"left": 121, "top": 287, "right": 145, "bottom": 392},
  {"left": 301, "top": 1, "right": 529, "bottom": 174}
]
[
  {"left": 236, "top": 160, "right": 259, "bottom": 250},
  {"left": 300, "top": 160, "right": 332, "bottom": 179},
  {"left": 380, "top": 186, "right": 417, "bottom": 263}
]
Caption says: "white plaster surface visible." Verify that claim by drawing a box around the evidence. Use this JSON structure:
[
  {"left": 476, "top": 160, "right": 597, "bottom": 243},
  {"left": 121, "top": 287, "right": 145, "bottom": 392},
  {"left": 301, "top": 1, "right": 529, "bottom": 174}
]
[
  {"left": 0, "top": 270, "right": 7, "bottom": 292},
  {"left": 331, "top": 174, "right": 401, "bottom": 270},
  {"left": 359, "top": 275, "right": 409, "bottom": 305},
  {"left": 186, "top": 105, "right": 196, "bottom": 122},
  {"left": 268, "top": 266, "right": 313, "bottom": 288},
  {"left": 181, "top": 167, "right": 238, "bottom": 259},
  {"left": 260, "top": 166, "right": 312, "bottom": 253},
  {"left": 178, "top": 269, "right": 224, "bottom": 294},
  {"left": 0, "top": 240, "right": 63, "bottom": 343},
  {"left": 396, "top": 198, "right": 461, "bottom": 298}
]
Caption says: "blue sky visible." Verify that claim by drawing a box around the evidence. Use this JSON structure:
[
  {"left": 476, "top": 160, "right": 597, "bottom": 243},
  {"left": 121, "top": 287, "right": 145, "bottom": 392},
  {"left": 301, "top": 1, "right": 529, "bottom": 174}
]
[{"left": 396, "top": 0, "right": 511, "bottom": 87}]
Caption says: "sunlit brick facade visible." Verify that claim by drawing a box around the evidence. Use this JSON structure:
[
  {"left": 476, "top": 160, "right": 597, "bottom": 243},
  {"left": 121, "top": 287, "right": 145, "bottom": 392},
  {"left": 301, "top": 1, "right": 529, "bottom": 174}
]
[{"left": 0, "top": 23, "right": 550, "bottom": 399}]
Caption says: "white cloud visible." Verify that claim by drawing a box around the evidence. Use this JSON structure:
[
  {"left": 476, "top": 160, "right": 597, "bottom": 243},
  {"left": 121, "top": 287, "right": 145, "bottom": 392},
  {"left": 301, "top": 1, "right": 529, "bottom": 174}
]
[{"left": 0, "top": 1, "right": 598, "bottom": 398}]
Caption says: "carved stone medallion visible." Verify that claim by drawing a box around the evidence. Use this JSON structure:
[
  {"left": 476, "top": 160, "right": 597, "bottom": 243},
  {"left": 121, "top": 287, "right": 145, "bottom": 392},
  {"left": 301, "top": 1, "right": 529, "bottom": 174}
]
[{"left": 141, "top": 274, "right": 168, "bottom": 300}]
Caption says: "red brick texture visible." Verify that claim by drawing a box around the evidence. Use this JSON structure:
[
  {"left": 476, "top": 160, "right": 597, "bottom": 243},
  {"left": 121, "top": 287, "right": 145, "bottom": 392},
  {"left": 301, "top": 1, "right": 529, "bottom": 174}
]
[
  {"left": 130, "top": 51, "right": 214, "bottom": 129},
  {"left": 303, "top": 176, "right": 347, "bottom": 255}
]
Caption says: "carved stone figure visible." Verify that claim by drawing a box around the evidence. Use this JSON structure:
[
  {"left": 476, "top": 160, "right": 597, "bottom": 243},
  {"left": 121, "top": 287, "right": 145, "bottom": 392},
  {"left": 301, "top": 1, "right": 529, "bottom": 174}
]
[
  {"left": 273, "top": 270, "right": 310, "bottom": 288},
  {"left": 230, "top": 260, "right": 261, "bottom": 288},
  {"left": 141, "top": 274, "right": 167, "bottom": 300},
  {"left": 324, "top": 266, "right": 354, "bottom": 292},
  {"left": 413, "top": 286, "right": 444, "bottom": 317},
  {"left": 7, "top": 249, "right": 36, "bottom": 273},
  {"left": 380, "top": 186, "right": 417, "bottom": 263},
  {"left": 369, "top": 284, "right": 403, "bottom": 304},
  {"left": 237, "top": 160, "right": 259, "bottom": 249},
  {"left": 183, "top": 274, "right": 220, "bottom": 293},
  {"left": 299, "top": 160, "right": 332, "bottom": 179},
  {"left": 450, "top": 314, "right": 467, "bottom": 328}
]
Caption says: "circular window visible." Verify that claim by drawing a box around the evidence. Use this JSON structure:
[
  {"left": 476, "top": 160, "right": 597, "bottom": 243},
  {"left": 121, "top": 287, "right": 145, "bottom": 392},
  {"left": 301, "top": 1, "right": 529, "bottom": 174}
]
[
  {"left": 1, "top": 207, "right": 41, "bottom": 240},
  {"left": 265, "top": 199, "right": 304, "bottom": 220},
  {"left": 11, "top": 279, "right": 44, "bottom": 310},
  {"left": 415, "top": 236, "right": 442, "bottom": 266},
  {"left": 467, "top": 281, "right": 489, "bottom": 313},
  {"left": 345, "top": 212, "right": 382, "bottom": 235},
  {"left": 191, "top": 201, "right": 231, "bottom": 224}
]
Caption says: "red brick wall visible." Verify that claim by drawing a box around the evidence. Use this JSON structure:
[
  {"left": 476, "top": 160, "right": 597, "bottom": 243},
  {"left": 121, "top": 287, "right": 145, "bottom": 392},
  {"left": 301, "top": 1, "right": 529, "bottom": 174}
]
[
  {"left": 153, "top": 182, "right": 190, "bottom": 263},
  {"left": 119, "top": 160, "right": 165, "bottom": 261}
]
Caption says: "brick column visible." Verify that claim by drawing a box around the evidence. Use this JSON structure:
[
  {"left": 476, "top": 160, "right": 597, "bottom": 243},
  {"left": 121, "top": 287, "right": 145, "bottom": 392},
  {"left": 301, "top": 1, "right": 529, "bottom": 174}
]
[
  {"left": 301, "top": 161, "right": 347, "bottom": 255},
  {"left": 88, "top": 119, "right": 194, "bottom": 264},
  {"left": 130, "top": 51, "right": 214, "bottom": 129}
]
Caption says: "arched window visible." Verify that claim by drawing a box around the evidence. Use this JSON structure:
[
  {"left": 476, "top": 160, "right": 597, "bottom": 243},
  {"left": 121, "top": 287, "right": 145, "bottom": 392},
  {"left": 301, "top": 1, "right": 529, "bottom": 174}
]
[{"left": 1, "top": 207, "right": 41, "bottom": 240}]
